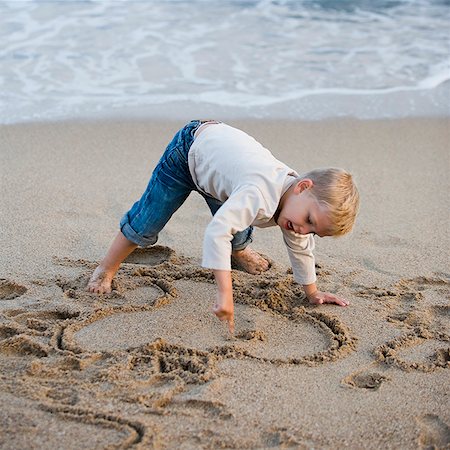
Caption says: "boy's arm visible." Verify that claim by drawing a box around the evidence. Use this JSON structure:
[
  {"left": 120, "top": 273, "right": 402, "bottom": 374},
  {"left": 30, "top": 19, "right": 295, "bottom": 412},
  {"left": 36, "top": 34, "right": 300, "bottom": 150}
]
[
  {"left": 212, "top": 269, "right": 235, "bottom": 334},
  {"left": 282, "top": 231, "right": 349, "bottom": 307},
  {"left": 201, "top": 187, "right": 266, "bottom": 335},
  {"left": 303, "top": 282, "right": 349, "bottom": 307}
]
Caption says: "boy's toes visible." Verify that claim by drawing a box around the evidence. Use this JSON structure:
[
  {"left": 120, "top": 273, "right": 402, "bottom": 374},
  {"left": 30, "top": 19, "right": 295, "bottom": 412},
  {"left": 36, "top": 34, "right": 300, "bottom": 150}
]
[
  {"left": 87, "top": 271, "right": 113, "bottom": 295},
  {"left": 251, "top": 252, "right": 270, "bottom": 273},
  {"left": 88, "top": 283, "right": 112, "bottom": 295},
  {"left": 96, "top": 284, "right": 111, "bottom": 294},
  {"left": 260, "top": 257, "right": 270, "bottom": 271},
  {"left": 87, "top": 284, "right": 98, "bottom": 294}
]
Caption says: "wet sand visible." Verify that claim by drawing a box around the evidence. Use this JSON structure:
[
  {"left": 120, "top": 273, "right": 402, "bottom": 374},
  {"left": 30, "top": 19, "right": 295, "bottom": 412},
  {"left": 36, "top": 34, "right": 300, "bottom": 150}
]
[{"left": 0, "top": 118, "right": 449, "bottom": 449}]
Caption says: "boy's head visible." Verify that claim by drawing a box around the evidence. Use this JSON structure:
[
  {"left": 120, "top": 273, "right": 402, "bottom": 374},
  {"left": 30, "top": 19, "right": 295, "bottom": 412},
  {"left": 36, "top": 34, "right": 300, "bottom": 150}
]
[{"left": 277, "top": 168, "right": 359, "bottom": 237}]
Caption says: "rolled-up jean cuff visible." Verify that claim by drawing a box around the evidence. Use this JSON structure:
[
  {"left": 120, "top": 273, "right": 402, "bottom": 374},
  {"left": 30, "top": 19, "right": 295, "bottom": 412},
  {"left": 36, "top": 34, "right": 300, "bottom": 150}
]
[
  {"left": 231, "top": 234, "right": 253, "bottom": 252},
  {"left": 119, "top": 216, "right": 157, "bottom": 247}
]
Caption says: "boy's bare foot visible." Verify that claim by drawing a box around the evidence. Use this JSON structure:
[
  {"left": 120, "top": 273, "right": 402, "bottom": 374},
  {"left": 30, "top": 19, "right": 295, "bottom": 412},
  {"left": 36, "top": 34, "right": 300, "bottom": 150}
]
[
  {"left": 87, "top": 266, "right": 115, "bottom": 294},
  {"left": 232, "top": 247, "right": 270, "bottom": 275}
]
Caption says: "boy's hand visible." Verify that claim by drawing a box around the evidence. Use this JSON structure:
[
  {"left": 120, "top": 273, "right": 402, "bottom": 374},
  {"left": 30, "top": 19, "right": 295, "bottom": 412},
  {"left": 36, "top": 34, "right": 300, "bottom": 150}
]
[
  {"left": 307, "top": 290, "right": 349, "bottom": 307},
  {"left": 213, "top": 291, "right": 235, "bottom": 335}
]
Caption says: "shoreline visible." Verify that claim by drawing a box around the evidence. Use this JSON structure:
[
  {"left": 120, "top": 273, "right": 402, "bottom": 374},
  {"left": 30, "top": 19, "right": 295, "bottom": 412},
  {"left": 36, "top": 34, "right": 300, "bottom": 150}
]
[
  {"left": 1, "top": 116, "right": 449, "bottom": 449},
  {"left": 2, "top": 82, "right": 449, "bottom": 125}
]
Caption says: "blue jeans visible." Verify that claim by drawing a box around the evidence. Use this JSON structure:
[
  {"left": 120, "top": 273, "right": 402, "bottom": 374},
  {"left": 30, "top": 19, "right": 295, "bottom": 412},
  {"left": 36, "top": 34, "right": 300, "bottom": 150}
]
[{"left": 120, "top": 120, "right": 253, "bottom": 250}]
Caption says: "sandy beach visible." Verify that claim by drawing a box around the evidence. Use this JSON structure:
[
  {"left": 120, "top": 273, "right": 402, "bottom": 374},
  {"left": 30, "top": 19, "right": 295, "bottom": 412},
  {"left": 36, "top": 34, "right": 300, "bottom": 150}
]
[{"left": 0, "top": 118, "right": 449, "bottom": 449}]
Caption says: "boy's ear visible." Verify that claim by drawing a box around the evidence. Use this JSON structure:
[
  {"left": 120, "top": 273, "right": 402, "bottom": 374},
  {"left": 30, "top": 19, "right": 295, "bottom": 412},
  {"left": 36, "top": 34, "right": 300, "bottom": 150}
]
[{"left": 294, "top": 179, "right": 314, "bottom": 194}]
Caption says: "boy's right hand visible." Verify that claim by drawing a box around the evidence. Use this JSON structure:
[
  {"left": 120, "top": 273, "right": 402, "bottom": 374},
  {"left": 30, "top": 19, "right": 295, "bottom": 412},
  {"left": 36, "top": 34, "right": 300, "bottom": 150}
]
[
  {"left": 213, "top": 291, "right": 235, "bottom": 335},
  {"left": 212, "top": 270, "right": 235, "bottom": 335}
]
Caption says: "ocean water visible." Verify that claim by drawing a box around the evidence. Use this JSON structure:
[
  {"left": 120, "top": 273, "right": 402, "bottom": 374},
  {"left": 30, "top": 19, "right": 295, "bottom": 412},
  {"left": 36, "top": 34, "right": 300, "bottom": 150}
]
[{"left": 1, "top": 0, "right": 449, "bottom": 123}]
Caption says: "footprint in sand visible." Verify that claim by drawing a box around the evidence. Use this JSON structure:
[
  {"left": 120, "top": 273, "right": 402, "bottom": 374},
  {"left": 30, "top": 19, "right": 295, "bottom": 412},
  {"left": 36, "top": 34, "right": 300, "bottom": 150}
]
[
  {"left": 168, "top": 398, "right": 233, "bottom": 420},
  {"left": 262, "top": 427, "right": 323, "bottom": 449},
  {"left": 64, "top": 280, "right": 354, "bottom": 365},
  {"left": 342, "top": 368, "right": 390, "bottom": 390},
  {"left": 10, "top": 310, "right": 80, "bottom": 332},
  {"left": 0, "top": 334, "right": 50, "bottom": 357},
  {"left": 0, "top": 279, "right": 27, "bottom": 300},
  {"left": 416, "top": 414, "right": 450, "bottom": 449},
  {"left": 123, "top": 245, "right": 177, "bottom": 265},
  {"left": 0, "top": 323, "right": 24, "bottom": 340},
  {"left": 430, "top": 304, "right": 450, "bottom": 334}
]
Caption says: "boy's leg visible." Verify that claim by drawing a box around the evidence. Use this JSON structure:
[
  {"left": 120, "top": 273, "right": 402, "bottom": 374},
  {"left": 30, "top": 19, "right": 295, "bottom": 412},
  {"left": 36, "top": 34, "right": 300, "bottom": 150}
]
[
  {"left": 88, "top": 123, "right": 198, "bottom": 294},
  {"left": 203, "top": 196, "right": 270, "bottom": 275}
]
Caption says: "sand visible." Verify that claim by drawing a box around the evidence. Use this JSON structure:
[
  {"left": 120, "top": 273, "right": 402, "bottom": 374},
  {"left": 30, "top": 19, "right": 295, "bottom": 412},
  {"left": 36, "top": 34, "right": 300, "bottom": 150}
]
[{"left": 0, "top": 118, "right": 449, "bottom": 449}]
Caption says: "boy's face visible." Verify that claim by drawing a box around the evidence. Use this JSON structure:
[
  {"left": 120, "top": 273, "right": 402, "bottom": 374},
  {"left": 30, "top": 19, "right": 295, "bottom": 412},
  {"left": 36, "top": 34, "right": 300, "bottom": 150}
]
[{"left": 276, "top": 180, "right": 332, "bottom": 237}]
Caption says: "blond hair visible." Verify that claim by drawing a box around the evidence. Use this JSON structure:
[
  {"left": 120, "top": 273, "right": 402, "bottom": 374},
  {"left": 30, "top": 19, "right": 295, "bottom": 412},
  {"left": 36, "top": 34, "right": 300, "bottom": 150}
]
[{"left": 299, "top": 168, "right": 360, "bottom": 236}]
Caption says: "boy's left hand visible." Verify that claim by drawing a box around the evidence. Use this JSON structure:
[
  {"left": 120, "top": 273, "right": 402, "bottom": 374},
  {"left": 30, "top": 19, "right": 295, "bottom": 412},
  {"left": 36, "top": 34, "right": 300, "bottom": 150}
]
[{"left": 307, "top": 290, "right": 349, "bottom": 307}]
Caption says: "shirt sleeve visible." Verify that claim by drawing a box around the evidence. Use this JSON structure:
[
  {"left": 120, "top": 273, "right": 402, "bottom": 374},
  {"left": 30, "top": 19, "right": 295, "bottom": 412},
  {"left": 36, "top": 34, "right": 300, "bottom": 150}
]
[
  {"left": 202, "top": 185, "right": 267, "bottom": 271},
  {"left": 282, "top": 230, "right": 316, "bottom": 285}
]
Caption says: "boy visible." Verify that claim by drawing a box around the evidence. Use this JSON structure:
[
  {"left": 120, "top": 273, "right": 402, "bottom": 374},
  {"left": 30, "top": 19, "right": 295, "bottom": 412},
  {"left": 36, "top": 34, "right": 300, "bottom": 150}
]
[{"left": 88, "top": 120, "right": 360, "bottom": 333}]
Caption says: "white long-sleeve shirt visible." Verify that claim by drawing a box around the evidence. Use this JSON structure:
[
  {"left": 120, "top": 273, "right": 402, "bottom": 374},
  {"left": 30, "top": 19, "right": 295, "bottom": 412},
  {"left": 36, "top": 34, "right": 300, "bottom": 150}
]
[{"left": 188, "top": 123, "right": 316, "bottom": 285}]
